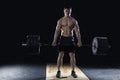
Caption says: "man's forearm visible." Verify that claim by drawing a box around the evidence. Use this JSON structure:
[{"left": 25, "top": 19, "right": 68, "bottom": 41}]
[
  {"left": 76, "top": 33, "right": 81, "bottom": 43},
  {"left": 53, "top": 30, "right": 60, "bottom": 43},
  {"left": 75, "top": 29, "right": 81, "bottom": 43}
]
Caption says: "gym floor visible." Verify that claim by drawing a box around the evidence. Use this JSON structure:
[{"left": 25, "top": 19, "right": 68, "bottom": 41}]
[{"left": 0, "top": 53, "right": 120, "bottom": 80}]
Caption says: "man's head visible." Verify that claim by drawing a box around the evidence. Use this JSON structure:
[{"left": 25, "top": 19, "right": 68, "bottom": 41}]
[{"left": 63, "top": 6, "right": 72, "bottom": 16}]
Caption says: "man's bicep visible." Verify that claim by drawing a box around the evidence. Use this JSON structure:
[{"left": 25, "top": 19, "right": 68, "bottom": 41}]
[
  {"left": 73, "top": 21, "right": 82, "bottom": 39},
  {"left": 73, "top": 21, "right": 80, "bottom": 32},
  {"left": 56, "top": 20, "right": 62, "bottom": 30}
]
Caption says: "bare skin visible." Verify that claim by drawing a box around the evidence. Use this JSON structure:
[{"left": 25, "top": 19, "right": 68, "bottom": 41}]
[{"left": 52, "top": 8, "right": 82, "bottom": 73}]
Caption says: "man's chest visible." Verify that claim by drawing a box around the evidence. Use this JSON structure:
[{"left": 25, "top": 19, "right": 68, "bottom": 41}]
[{"left": 61, "top": 18, "right": 74, "bottom": 27}]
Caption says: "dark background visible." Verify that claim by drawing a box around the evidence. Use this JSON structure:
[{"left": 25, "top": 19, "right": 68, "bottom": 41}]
[{"left": 1, "top": 0, "right": 119, "bottom": 63}]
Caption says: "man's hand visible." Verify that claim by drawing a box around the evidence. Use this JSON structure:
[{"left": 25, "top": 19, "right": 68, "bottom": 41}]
[
  {"left": 52, "top": 41, "right": 57, "bottom": 46},
  {"left": 77, "top": 42, "right": 82, "bottom": 47}
]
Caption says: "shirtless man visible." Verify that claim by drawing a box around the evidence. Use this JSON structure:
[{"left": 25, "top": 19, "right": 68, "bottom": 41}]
[{"left": 52, "top": 6, "right": 82, "bottom": 78}]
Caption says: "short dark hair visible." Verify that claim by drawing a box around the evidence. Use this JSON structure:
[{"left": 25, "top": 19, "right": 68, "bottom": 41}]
[{"left": 64, "top": 6, "right": 72, "bottom": 10}]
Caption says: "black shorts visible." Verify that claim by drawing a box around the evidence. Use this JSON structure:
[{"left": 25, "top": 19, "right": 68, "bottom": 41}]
[{"left": 58, "top": 36, "right": 76, "bottom": 53}]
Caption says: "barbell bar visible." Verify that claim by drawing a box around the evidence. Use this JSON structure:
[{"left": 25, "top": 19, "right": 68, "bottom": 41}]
[{"left": 21, "top": 35, "right": 111, "bottom": 55}]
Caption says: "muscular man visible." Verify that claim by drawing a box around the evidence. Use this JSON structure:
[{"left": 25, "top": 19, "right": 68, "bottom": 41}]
[{"left": 52, "top": 6, "right": 82, "bottom": 78}]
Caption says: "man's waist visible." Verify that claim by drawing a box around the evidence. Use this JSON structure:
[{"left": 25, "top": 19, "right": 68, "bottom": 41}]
[
  {"left": 60, "top": 36, "right": 74, "bottom": 40},
  {"left": 60, "top": 35, "right": 73, "bottom": 38}
]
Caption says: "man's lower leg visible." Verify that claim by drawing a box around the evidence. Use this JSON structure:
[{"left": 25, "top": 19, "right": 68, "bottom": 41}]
[
  {"left": 56, "top": 52, "right": 64, "bottom": 78},
  {"left": 70, "top": 53, "right": 77, "bottom": 78}
]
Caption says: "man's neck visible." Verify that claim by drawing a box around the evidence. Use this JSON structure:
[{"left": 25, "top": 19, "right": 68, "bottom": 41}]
[{"left": 64, "top": 14, "right": 71, "bottom": 17}]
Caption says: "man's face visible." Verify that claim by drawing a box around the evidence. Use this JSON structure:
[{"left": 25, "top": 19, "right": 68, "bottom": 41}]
[{"left": 64, "top": 8, "right": 72, "bottom": 16}]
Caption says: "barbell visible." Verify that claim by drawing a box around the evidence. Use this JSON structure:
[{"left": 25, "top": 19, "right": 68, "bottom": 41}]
[{"left": 21, "top": 35, "right": 111, "bottom": 55}]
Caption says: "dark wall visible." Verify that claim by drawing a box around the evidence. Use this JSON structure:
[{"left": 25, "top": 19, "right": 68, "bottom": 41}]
[{"left": 1, "top": 0, "right": 119, "bottom": 57}]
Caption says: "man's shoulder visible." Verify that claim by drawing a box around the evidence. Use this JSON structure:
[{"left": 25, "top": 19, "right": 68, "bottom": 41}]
[
  {"left": 71, "top": 17, "right": 77, "bottom": 21},
  {"left": 70, "top": 17, "right": 78, "bottom": 24},
  {"left": 57, "top": 17, "right": 64, "bottom": 22}
]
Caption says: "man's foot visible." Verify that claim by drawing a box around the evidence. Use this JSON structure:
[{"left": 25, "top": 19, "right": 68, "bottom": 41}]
[
  {"left": 56, "top": 71, "right": 61, "bottom": 78},
  {"left": 71, "top": 70, "right": 77, "bottom": 78}
]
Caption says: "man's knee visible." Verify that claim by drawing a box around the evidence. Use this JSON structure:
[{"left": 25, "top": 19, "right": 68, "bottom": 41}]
[
  {"left": 58, "top": 51, "right": 64, "bottom": 58},
  {"left": 69, "top": 52, "right": 75, "bottom": 58}
]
